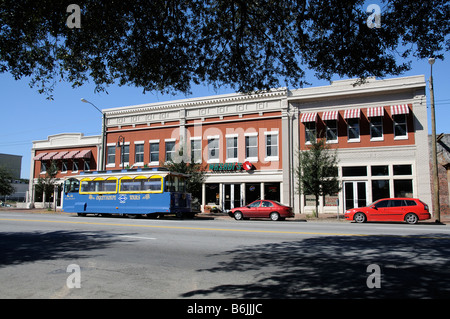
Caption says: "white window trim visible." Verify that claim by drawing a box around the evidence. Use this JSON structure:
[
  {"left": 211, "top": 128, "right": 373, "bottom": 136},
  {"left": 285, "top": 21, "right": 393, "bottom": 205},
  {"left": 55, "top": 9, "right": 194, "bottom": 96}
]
[
  {"left": 207, "top": 136, "right": 220, "bottom": 164},
  {"left": 347, "top": 118, "right": 361, "bottom": 143},
  {"left": 393, "top": 114, "right": 408, "bottom": 140},
  {"left": 225, "top": 135, "right": 239, "bottom": 163},
  {"left": 245, "top": 133, "right": 258, "bottom": 162},
  {"left": 369, "top": 116, "right": 384, "bottom": 142},
  {"left": 264, "top": 131, "right": 279, "bottom": 162}
]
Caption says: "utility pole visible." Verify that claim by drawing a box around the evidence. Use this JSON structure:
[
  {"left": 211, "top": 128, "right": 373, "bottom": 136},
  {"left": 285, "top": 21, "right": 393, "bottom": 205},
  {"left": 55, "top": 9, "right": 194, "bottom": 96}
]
[{"left": 429, "top": 57, "right": 440, "bottom": 223}]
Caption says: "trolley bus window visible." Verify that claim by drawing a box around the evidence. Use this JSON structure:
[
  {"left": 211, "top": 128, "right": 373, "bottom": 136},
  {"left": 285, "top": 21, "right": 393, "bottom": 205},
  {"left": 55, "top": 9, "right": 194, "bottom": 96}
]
[
  {"left": 64, "top": 178, "right": 79, "bottom": 193},
  {"left": 119, "top": 176, "right": 163, "bottom": 193},
  {"left": 80, "top": 177, "right": 118, "bottom": 194}
]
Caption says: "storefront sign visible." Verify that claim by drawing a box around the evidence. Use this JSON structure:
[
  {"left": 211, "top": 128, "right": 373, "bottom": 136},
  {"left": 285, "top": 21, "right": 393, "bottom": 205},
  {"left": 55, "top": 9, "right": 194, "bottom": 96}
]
[{"left": 209, "top": 161, "right": 253, "bottom": 172}]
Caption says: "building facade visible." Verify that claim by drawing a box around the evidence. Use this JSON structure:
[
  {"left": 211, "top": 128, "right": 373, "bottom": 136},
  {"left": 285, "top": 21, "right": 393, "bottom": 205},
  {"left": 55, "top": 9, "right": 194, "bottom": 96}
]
[
  {"left": 30, "top": 133, "right": 101, "bottom": 208},
  {"left": 29, "top": 75, "right": 434, "bottom": 215}
]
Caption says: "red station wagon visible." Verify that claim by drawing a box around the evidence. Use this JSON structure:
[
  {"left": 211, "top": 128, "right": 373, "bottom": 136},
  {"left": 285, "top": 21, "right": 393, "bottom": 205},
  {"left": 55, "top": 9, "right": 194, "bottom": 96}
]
[
  {"left": 229, "top": 200, "right": 294, "bottom": 221},
  {"left": 344, "top": 198, "right": 431, "bottom": 224}
]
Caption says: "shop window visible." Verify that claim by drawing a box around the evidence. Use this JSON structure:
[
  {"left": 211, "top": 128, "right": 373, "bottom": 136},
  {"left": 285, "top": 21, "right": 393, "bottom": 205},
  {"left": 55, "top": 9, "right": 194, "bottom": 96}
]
[
  {"left": 120, "top": 144, "right": 130, "bottom": 165},
  {"left": 245, "top": 183, "right": 261, "bottom": 204},
  {"left": 245, "top": 135, "right": 258, "bottom": 161},
  {"left": 325, "top": 120, "right": 338, "bottom": 142},
  {"left": 208, "top": 137, "right": 219, "bottom": 163},
  {"left": 264, "top": 182, "right": 280, "bottom": 202},
  {"left": 370, "top": 116, "right": 383, "bottom": 141},
  {"left": 305, "top": 122, "right": 316, "bottom": 144},
  {"left": 72, "top": 160, "right": 78, "bottom": 172},
  {"left": 107, "top": 145, "right": 116, "bottom": 165},
  {"left": 134, "top": 143, "right": 144, "bottom": 164},
  {"left": 62, "top": 161, "right": 68, "bottom": 173},
  {"left": 394, "top": 179, "right": 413, "bottom": 197},
  {"left": 84, "top": 159, "right": 90, "bottom": 171},
  {"left": 393, "top": 164, "right": 412, "bottom": 175},
  {"left": 347, "top": 118, "right": 360, "bottom": 142},
  {"left": 226, "top": 136, "right": 238, "bottom": 162},
  {"left": 371, "top": 165, "right": 389, "bottom": 176},
  {"left": 393, "top": 114, "right": 408, "bottom": 139},
  {"left": 149, "top": 142, "right": 159, "bottom": 164},
  {"left": 372, "top": 180, "right": 390, "bottom": 202},
  {"left": 205, "top": 183, "right": 220, "bottom": 205},
  {"left": 165, "top": 141, "right": 175, "bottom": 162},
  {"left": 342, "top": 166, "right": 367, "bottom": 177},
  {"left": 265, "top": 132, "right": 279, "bottom": 161},
  {"left": 40, "top": 161, "right": 47, "bottom": 173},
  {"left": 190, "top": 139, "right": 202, "bottom": 163}
]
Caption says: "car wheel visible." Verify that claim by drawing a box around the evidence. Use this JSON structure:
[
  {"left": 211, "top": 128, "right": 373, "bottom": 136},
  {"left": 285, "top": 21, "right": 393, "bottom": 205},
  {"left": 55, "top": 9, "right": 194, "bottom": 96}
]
[
  {"left": 270, "top": 212, "right": 280, "bottom": 221},
  {"left": 405, "top": 213, "right": 418, "bottom": 224},
  {"left": 234, "top": 211, "right": 244, "bottom": 220},
  {"left": 354, "top": 212, "right": 366, "bottom": 223}
]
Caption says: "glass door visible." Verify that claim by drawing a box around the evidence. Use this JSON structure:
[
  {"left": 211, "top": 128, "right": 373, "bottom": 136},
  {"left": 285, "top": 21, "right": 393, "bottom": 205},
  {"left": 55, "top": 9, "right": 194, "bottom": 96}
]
[
  {"left": 223, "top": 184, "right": 242, "bottom": 211},
  {"left": 343, "top": 181, "right": 367, "bottom": 211}
]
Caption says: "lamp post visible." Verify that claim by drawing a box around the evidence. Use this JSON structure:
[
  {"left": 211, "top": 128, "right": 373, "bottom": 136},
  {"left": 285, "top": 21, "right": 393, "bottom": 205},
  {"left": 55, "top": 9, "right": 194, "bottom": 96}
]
[
  {"left": 81, "top": 98, "right": 106, "bottom": 170},
  {"left": 428, "top": 57, "right": 440, "bottom": 223},
  {"left": 117, "top": 135, "right": 126, "bottom": 170}
]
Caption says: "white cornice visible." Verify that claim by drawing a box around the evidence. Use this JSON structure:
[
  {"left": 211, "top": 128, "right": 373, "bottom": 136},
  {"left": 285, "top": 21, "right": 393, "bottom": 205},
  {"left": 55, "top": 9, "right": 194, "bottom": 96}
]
[{"left": 103, "top": 88, "right": 288, "bottom": 116}]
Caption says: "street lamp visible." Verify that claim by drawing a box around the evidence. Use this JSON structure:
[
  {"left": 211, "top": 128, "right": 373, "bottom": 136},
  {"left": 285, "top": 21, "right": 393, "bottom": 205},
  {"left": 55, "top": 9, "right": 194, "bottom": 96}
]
[
  {"left": 81, "top": 98, "right": 106, "bottom": 171},
  {"left": 428, "top": 57, "right": 440, "bottom": 223},
  {"left": 117, "top": 135, "right": 126, "bottom": 170}
]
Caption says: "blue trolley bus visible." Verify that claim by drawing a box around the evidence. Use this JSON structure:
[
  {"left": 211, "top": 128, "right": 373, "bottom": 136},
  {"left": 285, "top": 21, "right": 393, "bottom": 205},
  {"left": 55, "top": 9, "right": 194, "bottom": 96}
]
[{"left": 62, "top": 167, "right": 193, "bottom": 218}]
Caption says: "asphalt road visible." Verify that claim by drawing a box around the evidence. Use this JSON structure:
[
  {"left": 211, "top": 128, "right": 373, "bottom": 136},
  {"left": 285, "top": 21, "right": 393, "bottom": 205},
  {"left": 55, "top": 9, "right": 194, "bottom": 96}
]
[{"left": 1, "top": 211, "right": 450, "bottom": 299}]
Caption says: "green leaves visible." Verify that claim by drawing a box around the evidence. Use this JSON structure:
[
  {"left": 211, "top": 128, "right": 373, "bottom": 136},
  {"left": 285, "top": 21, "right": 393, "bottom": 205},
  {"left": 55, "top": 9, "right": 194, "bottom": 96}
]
[{"left": 1, "top": 0, "right": 448, "bottom": 97}]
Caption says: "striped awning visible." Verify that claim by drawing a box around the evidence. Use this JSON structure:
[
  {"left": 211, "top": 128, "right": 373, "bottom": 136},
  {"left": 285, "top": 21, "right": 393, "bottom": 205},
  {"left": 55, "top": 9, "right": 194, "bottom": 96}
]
[
  {"left": 300, "top": 112, "right": 317, "bottom": 122},
  {"left": 53, "top": 151, "right": 69, "bottom": 160},
  {"left": 74, "top": 150, "right": 92, "bottom": 159},
  {"left": 367, "top": 106, "right": 384, "bottom": 117},
  {"left": 391, "top": 104, "right": 410, "bottom": 115},
  {"left": 41, "top": 152, "right": 58, "bottom": 160},
  {"left": 322, "top": 111, "right": 339, "bottom": 121},
  {"left": 33, "top": 153, "right": 47, "bottom": 161},
  {"left": 343, "top": 108, "right": 361, "bottom": 119},
  {"left": 63, "top": 150, "right": 80, "bottom": 159}
]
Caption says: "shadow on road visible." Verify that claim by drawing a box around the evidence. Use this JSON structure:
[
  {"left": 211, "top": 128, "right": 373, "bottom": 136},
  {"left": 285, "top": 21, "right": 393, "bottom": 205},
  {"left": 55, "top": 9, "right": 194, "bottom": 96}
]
[
  {"left": 182, "top": 234, "right": 450, "bottom": 298},
  {"left": 0, "top": 230, "right": 118, "bottom": 267}
]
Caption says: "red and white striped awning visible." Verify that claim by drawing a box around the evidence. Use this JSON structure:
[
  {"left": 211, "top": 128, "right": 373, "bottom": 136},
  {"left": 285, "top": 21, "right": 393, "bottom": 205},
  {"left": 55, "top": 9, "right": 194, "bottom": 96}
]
[
  {"left": 33, "top": 153, "right": 47, "bottom": 161},
  {"left": 322, "top": 111, "right": 339, "bottom": 121},
  {"left": 41, "top": 152, "right": 58, "bottom": 160},
  {"left": 367, "top": 107, "right": 384, "bottom": 118},
  {"left": 74, "top": 150, "right": 92, "bottom": 159},
  {"left": 390, "top": 104, "right": 410, "bottom": 115},
  {"left": 63, "top": 150, "right": 80, "bottom": 159},
  {"left": 52, "top": 151, "right": 69, "bottom": 160},
  {"left": 300, "top": 112, "right": 317, "bottom": 122},
  {"left": 343, "top": 109, "right": 361, "bottom": 119}
]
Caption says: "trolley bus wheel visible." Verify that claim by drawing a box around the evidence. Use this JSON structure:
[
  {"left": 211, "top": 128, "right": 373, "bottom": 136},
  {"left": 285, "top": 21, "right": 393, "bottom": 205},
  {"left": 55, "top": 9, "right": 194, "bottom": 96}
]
[
  {"left": 127, "top": 214, "right": 140, "bottom": 219},
  {"left": 77, "top": 213, "right": 86, "bottom": 217}
]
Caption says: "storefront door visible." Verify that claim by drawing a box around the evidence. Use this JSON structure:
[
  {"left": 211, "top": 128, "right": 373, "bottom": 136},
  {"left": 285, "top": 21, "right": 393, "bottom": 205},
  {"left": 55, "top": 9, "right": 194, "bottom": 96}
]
[
  {"left": 343, "top": 181, "right": 367, "bottom": 211},
  {"left": 223, "top": 184, "right": 242, "bottom": 211}
]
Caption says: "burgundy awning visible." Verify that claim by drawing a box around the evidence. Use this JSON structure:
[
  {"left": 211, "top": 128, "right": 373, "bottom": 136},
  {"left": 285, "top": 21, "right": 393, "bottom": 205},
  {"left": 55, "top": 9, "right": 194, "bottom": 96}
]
[
  {"left": 343, "top": 108, "right": 361, "bottom": 119},
  {"left": 41, "top": 152, "right": 58, "bottom": 160},
  {"left": 322, "top": 111, "right": 339, "bottom": 121},
  {"left": 63, "top": 150, "right": 80, "bottom": 159},
  {"left": 33, "top": 153, "right": 47, "bottom": 161},
  {"left": 74, "top": 150, "right": 92, "bottom": 159}
]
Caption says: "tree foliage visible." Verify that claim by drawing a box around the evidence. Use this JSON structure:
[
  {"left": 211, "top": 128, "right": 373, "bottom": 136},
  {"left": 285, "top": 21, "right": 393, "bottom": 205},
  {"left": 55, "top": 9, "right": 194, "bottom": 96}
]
[
  {"left": 296, "top": 138, "right": 340, "bottom": 217},
  {"left": 0, "top": 0, "right": 449, "bottom": 97},
  {"left": 0, "top": 166, "right": 14, "bottom": 197}
]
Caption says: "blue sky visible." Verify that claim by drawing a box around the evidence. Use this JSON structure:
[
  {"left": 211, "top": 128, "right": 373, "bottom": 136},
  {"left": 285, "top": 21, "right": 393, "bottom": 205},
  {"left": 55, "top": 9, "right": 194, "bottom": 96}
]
[{"left": 1, "top": 54, "right": 448, "bottom": 180}]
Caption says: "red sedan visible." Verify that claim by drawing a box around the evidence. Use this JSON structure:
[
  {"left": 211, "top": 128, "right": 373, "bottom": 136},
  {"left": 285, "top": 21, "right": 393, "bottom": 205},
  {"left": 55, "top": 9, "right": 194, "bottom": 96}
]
[
  {"left": 229, "top": 200, "right": 294, "bottom": 221},
  {"left": 344, "top": 198, "right": 431, "bottom": 224}
]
